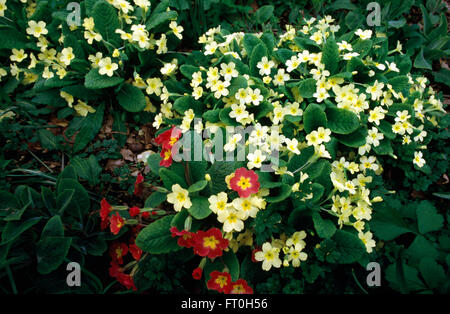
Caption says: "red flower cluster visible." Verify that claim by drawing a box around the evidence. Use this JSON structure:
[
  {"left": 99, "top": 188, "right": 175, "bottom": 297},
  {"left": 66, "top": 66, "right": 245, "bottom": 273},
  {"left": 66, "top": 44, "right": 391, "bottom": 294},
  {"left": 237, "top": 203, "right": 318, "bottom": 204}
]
[
  {"left": 192, "top": 267, "right": 203, "bottom": 280},
  {"left": 110, "top": 242, "right": 128, "bottom": 265},
  {"left": 109, "top": 262, "right": 137, "bottom": 291},
  {"left": 155, "top": 126, "right": 182, "bottom": 167},
  {"left": 110, "top": 212, "right": 125, "bottom": 235},
  {"left": 100, "top": 198, "right": 112, "bottom": 230},
  {"left": 229, "top": 168, "right": 260, "bottom": 198},
  {"left": 170, "top": 227, "right": 229, "bottom": 259},
  {"left": 133, "top": 173, "right": 144, "bottom": 196},
  {"left": 129, "top": 206, "right": 152, "bottom": 219},
  {"left": 207, "top": 271, "right": 253, "bottom": 294},
  {"left": 109, "top": 241, "right": 142, "bottom": 265}
]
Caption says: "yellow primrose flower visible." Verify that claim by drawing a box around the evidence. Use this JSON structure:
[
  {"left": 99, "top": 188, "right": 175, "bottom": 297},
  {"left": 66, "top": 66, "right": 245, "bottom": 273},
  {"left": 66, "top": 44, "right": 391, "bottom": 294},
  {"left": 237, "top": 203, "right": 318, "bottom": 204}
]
[
  {"left": 60, "top": 91, "right": 74, "bottom": 107},
  {"left": 167, "top": 184, "right": 192, "bottom": 212},
  {"left": 26, "top": 20, "right": 48, "bottom": 38},
  {"left": 74, "top": 100, "right": 96, "bottom": 117},
  {"left": 208, "top": 192, "right": 228, "bottom": 214},
  {"left": 59, "top": 47, "right": 75, "bottom": 66},
  {"left": 10, "top": 49, "right": 27, "bottom": 63},
  {"left": 254, "top": 242, "right": 282, "bottom": 271},
  {"left": 98, "top": 57, "right": 118, "bottom": 77}
]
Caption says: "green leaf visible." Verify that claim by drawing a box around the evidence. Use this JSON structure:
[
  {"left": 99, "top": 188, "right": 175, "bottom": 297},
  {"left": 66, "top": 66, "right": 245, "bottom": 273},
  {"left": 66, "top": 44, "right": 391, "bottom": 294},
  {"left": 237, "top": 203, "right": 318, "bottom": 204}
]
[
  {"left": 146, "top": 10, "right": 177, "bottom": 30},
  {"left": 309, "top": 183, "right": 324, "bottom": 203},
  {"left": 70, "top": 155, "right": 102, "bottom": 186},
  {"left": 433, "top": 192, "right": 450, "bottom": 200},
  {"left": 73, "top": 104, "right": 104, "bottom": 153},
  {"left": 297, "top": 78, "right": 316, "bottom": 98},
  {"left": 420, "top": 4, "right": 433, "bottom": 36},
  {"left": 206, "top": 161, "right": 242, "bottom": 194},
  {"left": 273, "top": 48, "right": 295, "bottom": 63},
  {"left": 352, "top": 39, "right": 372, "bottom": 58},
  {"left": 173, "top": 96, "right": 203, "bottom": 115},
  {"left": 188, "top": 197, "right": 212, "bottom": 219},
  {"left": 40, "top": 187, "right": 55, "bottom": 213},
  {"left": 243, "top": 34, "right": 263, "bottom": 57},
  {"left": 414, "top": 47, "right": 432, "bottom": 70},
  {"left": 147, "top": 153, "right": 162, "bottom": 174},
  {"left": 416, "top": 201, "right": 444, "bottom": 234},
  {"left": 1, "top": 217, "right": 42, "bottom": 244},
  {"left": 159, "top": 168, "right": 187, "bottom": 190},
  {"left": 376, "top": 120, "right": 396, "bottom": 140},
  {"left": 219, "top": 107, "right": 240, "bottom": 126},
  {"left": 223, "top": 251, "right": 240, "bottom": 281},
  {"left": 36, "top": 237, "right": 72, "bottom": 274},
  {"left": 179, "top": 65, "right": 199, "bottom": 79},
  {"left": 312, "top": 212, "right": 336, "bottom": 239},
  {"left": 228, "top": 76, "right": 248, "bottom": 97},
  {"left": 92, "top": 0, "right": 121, "bottom": 45},
  {"left": 322, "top": 37, "right": 340, "bottom": 74},
  {"left": 84, "top": 69, "right": 124, "bottom": 89},
  {"left": 41, "top": 215, "right": 64, "bottom": 238},
  {"left": 188, "top": 180, "right": 208, "bottom": 193},
  {"left": 265, "top": 184, "right": 292, "bottom": 203},
  {"left": 135, "top": 215, "right": 181, "bottom": 254},
  {"left": 202, "top": 109, "right": 221, "bottom": 123},
  {"left": 419, "top": 257, "right": 446, "bottom": 289},
  {"left": 385, "top": 263, "right": 427, "bottom": 292},
  {"left": 316, "top": 230, "right": 366, "bottom": 264},
  {"left": 38, "top": 129, "right": 58, "bottom": 150},
  {"left": 260, "top": 32, "right": 276, "bottom": 53},
  {"left": 56, "top": 179, "right": 90, "bottom": 215},
  {"left": 144, "top": 192, "right": 167, "bottom": 208},
  {"left": 254, "top": 101, "right": 274, "bottom": 120},
  {"left": 0, "top": 26, "right": 28, "bottom": 50},
  {"left": 433, "top": 69, "right": 450, "bottom": 88},
  {"left": 373, "top": 138, "right": 394, "bottom": 156},
  {"left": 293, "top": 37, "right": 320, "bottom": 51},
  {"left": 406, "top": 235, "right": 439, "bottom": 266},
  {"left": 371, "top": 203, "right": 412, "bottom": 241},
  {"left": 335, "top": 127, "right": 367, "bottom": 148},
  {"left": 326, "top": 107, "right": 360, "bottom": 134},
  {"left": 170, "top": 209, "right": 189, "bottom": 230},
  {"left": 287, "top": 146, "right": 315, "bottom": 172},
  {"left": 56, "top": 189, "right": 75, "bottom": 216},
  {"left": 255, "top": 5, "right": 274, "bottom": 24},
  {"left": 388, "top": 19, "right": 406, "bottom": 28},
  {"left": 117, "top": 84, "right": 146, "bottom": 112},
  {"left": 388, "top": 76, "right": 410, "bottom": 94},
  {"left": 3, "top": 202, "right": 30, "bottom": 222},
  {"left": 303, "top": 104, "right": 327, "bottom": 133},
  {"left": 250, "top": 43, "right": 268, "bottom": 77}
]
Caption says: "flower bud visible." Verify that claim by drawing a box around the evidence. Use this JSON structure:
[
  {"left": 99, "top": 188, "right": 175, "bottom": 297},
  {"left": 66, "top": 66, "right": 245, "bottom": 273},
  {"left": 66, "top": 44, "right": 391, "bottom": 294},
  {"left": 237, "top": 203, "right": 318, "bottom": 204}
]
[{"left": 371, "top": 196, "right": 383, "bottom": 203}]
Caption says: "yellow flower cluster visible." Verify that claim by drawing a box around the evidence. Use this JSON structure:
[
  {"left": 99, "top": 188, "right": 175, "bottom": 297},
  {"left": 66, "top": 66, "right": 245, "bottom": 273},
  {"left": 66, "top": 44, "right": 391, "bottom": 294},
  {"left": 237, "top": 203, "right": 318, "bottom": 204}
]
[{"left": 255, "top": 231, "right": 308, "bottom": 271}]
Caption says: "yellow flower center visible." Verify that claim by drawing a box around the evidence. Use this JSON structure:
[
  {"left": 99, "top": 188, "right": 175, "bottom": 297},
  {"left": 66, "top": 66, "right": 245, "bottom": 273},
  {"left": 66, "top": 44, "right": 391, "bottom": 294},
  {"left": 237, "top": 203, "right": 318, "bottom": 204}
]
[
  {"left": 176, "top": 192, "right": 186, "bottom": 202},
  {"left": 217, "top": 201, "right": 226, "bottom": 210},
  {"left": 237, "top": 176, "right": 251, "bottom": 190},
  {"left": 203, "top": 236, "right": 219, "bottom": 249},
  {"left": 215, "top": 275, "right": 229, "bottom": 288}
]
